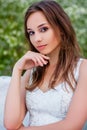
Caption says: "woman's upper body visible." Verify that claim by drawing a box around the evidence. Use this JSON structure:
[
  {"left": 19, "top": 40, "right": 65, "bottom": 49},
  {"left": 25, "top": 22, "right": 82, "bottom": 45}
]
[
  {"left": 4, "top": 1, "right": 87, "bottom": 130},
  {"left": 25, "top": 58, "right": 86, "bottom": 127},
  {"left": 4, "top": 57, "right": 87, "bottom": 130}
]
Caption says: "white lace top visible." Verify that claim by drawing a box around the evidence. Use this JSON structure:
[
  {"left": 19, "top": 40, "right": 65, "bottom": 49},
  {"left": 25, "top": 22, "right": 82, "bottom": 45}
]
[{"left": 26, "top": 59, "right": 83, "bottom": 126}]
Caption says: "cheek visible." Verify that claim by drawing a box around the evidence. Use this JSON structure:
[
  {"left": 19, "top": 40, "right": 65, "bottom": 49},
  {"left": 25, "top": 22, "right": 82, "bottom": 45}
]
[
  {"left": 29, "top": 37, "right": 33, "bottom": 43},
  {"left": 29, "top": 37, "right": 35, "bottom": 46},
  {"left": 51, "top": 34, "right": 58, "bottom": 43},
  {"left": 29, "top": 38, "right": 34, "bottom": 48},
  {"left": 54, "top": 33, "right": 61, "bottom": 45},
  {"left": 50, "top": 30, "right": 57, "bottom": 40}
]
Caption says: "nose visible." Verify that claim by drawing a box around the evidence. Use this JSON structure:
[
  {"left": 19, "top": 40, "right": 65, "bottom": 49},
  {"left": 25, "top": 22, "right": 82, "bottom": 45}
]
[{"left": 34, "top": 32, "right": 42, "bottom": 43}]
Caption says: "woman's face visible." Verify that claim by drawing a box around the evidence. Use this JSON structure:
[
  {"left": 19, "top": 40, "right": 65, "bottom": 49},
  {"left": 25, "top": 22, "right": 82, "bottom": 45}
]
[{"left": 26, "top": 11, "right": 61, "bottom": 55}]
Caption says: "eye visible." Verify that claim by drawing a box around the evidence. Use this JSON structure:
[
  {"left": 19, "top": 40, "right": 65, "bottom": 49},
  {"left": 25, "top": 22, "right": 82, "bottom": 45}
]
[
  {"left": 28, "top": 31, "right": 35, "bottom": 36},
  {"left": 40, "top": 27, "right": 48, "bottom": 32}
]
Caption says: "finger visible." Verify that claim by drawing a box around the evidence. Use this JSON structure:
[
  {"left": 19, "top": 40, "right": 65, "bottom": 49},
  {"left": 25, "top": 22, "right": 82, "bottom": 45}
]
[
  {"left": 40, "top": 54, "right": 50, "bottom": 60},
  {"left": 31, "top": 57, "right": 43, "bottom": 67},
  {"left": 37, "top": 56, "right": 48, "bottom": 65},
  {"left": 33, "top": 57, "right": 44, "bottom": 67}
]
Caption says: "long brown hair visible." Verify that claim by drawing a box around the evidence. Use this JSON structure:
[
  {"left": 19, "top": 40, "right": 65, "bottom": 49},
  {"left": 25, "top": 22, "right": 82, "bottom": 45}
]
[{"left": 24, "top": 0, "right": 81, "bottom": 91}]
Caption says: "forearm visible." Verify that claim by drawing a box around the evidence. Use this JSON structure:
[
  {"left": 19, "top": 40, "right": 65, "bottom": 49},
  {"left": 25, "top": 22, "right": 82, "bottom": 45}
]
[
  {"left": 4, "top": 66, "right": 22, "bottom": 127},
  {"left": 17, "top": 119, "right": 82, "bottom": 130}
]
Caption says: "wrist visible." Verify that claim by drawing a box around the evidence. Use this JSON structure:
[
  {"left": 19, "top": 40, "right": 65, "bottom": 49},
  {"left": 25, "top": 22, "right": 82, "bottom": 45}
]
[{"left": 12, "top": 64, "right": 23, "bottom": 77}]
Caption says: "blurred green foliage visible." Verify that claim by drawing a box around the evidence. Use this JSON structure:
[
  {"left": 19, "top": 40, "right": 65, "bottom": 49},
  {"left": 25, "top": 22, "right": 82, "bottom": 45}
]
[{"left": 0, "top": 0, "right": 87, "bottom": 75}]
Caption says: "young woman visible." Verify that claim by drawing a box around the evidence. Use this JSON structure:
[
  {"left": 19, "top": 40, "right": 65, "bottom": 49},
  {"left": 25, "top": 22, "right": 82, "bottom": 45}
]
[{"left": 4, "top": 0, "right": 87, "bottom": 130}]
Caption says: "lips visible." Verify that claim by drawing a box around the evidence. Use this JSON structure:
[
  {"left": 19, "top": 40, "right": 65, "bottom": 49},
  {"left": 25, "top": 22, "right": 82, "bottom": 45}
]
[{"left": 37, "top": 44, "right": 47, "bottom": 50}]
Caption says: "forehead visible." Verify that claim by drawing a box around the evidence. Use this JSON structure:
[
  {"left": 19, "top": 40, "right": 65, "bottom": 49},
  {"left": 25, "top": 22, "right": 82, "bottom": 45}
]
[{"left": 27, "top": 11, "right": 49, "bottom": 29}]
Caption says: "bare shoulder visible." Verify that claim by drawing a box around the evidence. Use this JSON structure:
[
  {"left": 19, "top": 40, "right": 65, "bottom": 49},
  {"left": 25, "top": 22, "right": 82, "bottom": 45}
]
[
  {"left": 76, "top": 58, "right": 87, "bottom": 93},
  {"left": 79, "top": 58, "right": 87, "bottom": 78},
  {"left": 80, "top": 58, "right": 87, "bottom": 68}
]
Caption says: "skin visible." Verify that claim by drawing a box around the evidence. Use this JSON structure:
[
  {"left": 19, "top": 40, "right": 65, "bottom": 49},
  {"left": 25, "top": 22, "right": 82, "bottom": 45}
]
[
  {"left": 27, "top": 11, "right": 61, "bottom": 56},
  {"left": 4, "top": 11, "right": 87, "bottom": 130}
]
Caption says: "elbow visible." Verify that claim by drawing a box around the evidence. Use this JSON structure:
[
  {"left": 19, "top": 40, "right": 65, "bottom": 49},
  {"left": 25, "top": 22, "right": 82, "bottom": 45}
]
[
  {"left": 4, "top": 124, "right": 17, "bottom": 130},
  {"left": 4, "top": 122, "right": 17, "bottom": 130},
  {"left": 4, "top": 118, "right": 20, "bottom": 130},
  {"left": 4, "top": 124, "right": 19, "bottom": 130}
]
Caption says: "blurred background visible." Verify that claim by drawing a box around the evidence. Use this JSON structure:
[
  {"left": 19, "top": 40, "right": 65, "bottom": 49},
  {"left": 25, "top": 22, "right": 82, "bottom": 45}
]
[
  {"left": 0, "top": 0, "right": 87, "bottom": 76},
  {"left": 0, "top": 0, "right": 87, "bottom": 129}
]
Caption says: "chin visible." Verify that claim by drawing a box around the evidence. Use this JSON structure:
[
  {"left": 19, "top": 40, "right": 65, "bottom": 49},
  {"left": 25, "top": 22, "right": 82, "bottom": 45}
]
[{"left": 40, "top": 52, "right": 49, "bottom": 55}]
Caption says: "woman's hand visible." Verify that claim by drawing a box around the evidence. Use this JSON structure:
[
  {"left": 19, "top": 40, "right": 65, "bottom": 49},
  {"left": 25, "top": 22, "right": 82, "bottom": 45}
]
[{"left": 14, "top": 51, "right": 49, "bottom": 73}]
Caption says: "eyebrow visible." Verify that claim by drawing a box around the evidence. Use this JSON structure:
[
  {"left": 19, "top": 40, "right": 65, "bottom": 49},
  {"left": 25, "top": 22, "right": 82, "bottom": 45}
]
[{"left": 27, "top": 23, "right": 48, "bottom": 31}]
